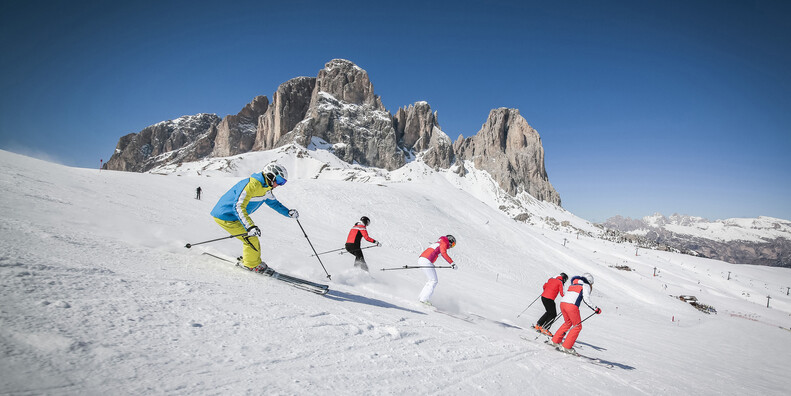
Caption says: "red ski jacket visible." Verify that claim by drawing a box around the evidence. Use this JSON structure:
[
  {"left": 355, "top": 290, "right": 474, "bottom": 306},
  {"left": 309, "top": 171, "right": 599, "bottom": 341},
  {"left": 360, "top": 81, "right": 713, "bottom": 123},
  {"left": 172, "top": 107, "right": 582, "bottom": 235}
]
[
  {"left": 541, "top": 276, "right": 565, "bottom": 299},
  {"left": 420, "top": 236, "right": 454, "bottom": 265},
  {"left": 346, "top": 222, "right": 376, "bottom": 245}
]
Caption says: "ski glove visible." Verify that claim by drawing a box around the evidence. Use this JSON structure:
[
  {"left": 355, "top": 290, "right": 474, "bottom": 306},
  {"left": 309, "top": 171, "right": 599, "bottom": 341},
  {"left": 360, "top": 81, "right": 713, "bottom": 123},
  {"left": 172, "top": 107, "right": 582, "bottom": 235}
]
[
  {"left": 375, "top": 241, "right": 381, "bottom": 247},
  {"left": 247, "top": 226, "right": 261, "bottom": 237},
  {"left": 595, "top": 307, "right": 602, "bottom": 314},
  {"left": 451, "top": 263, "right": 457, "bottom": 270},
  {"left": 288, "top": 209, "right": 299, "bottom": 219}
]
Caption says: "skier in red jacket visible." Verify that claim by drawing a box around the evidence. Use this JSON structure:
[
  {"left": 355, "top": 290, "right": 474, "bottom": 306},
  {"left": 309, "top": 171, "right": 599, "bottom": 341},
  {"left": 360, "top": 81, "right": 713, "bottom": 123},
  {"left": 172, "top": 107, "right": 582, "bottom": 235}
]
[
  {"left": 345, "top": 216, "right": 379, "bottom": 271},
  {"left": 418, "top": 235, "right": 456, "bottom": 306},
  {"left": 534, "top": 273, "right": 568, "bottom": 336}
]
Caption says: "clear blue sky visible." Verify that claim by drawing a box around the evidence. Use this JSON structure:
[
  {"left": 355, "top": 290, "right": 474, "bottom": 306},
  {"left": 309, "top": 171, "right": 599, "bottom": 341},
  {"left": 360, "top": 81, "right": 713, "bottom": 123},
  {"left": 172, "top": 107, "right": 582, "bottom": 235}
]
[{"left": 2, "top": 0, "right": 789, "bottom": 222}]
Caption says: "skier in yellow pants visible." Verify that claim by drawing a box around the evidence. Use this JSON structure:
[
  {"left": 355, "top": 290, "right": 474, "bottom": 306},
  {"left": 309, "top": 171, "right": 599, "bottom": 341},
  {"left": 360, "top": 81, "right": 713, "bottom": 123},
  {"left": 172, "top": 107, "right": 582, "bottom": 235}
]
[{"left": 210, "top": 163, "right": 299, "bottom": 271}]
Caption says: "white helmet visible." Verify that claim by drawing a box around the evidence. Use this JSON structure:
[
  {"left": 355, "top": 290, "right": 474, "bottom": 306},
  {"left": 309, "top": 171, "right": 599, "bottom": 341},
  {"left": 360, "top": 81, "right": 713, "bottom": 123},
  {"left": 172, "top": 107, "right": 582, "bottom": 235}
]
[
  {"left": 583, "top": 272, "right": 594, "bottom": 285},
  {"left": 263, "top": 163, "right": 288, "bottom": 185}
]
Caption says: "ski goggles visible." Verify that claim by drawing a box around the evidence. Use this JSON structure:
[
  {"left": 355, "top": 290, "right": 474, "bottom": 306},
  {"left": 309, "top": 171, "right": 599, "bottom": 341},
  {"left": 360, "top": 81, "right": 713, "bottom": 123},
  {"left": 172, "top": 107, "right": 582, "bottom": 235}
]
[{"left": 274, "top": 174, "right": 287, "bottom": 186}]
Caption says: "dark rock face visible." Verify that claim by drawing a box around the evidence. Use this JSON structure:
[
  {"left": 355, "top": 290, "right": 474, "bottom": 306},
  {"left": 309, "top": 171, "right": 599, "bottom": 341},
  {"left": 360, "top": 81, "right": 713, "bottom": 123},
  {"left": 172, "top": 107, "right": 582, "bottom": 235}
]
[
  {"left": 104, "top": 113, "right": 220, "bottom": 172},
  {"left": 213, "top": 96, "right": 269, "bottom": 157},
  {"left": 394, "top": 101, "right": 454, "bottom": 169},
  {"left": 453, "top": 108, "right": 561, "bottom": 205},
  {"left": 289, "top": 90, "right": 405, "bottom": 170},
  {"left": 255, "top": 77, "right": 316, "bottom": 150}
]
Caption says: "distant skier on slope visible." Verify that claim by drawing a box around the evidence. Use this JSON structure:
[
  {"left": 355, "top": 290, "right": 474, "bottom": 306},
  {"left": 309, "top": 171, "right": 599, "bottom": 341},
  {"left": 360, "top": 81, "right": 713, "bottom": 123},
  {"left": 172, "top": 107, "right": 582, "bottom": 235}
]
[
  {"left": 196, "top": 186, "right": 202, "bottom": 200},
  {"left": 418, "top": 235, "right": 457, "bottom": 306},
  {"left": 345, "top": 216, "right": 379, "bottom": 272},
  {"left": 534, "top": 273, "right": 568, "bottom": 336},
  {"left": 210, "top": 163, "right": 298, "bottom": 273},
  {"left": 551, "top": 273, "right": 601, "bottom": 354}
]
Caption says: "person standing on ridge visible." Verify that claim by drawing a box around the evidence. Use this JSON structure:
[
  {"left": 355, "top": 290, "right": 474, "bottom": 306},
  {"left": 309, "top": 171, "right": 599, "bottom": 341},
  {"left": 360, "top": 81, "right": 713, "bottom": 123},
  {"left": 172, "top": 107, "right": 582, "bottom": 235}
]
[
  {"left": 345, "top": 216, "right": 379, "bottom": 272},
  {"left": 418, "top": 235, "right": 457, "bottom": 306},
  {"left": 535, "top": 273, "right": 568, "bottom": 336},
  {"left": 196, "top": 186, "right": 202, "bottom": 200},
  {"left": 210, "top": 163, "right": 299, "bottom": 272},
  {"left": 551, "top": 273, "right": 601, "bottom": 354}
]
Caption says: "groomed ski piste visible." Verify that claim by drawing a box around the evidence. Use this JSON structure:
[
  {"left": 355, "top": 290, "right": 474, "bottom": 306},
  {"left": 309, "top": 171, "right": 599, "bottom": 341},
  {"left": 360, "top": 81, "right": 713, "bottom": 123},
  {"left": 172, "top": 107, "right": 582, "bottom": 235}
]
[{"left": 1, "top": 146, "right": 790, "bottom": 395}]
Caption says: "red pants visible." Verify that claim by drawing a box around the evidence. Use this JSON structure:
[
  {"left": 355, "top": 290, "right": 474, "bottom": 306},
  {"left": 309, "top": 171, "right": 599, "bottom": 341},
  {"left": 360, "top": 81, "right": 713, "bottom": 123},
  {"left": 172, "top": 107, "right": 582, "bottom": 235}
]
[{"left": 552, "top": 302, "right": 582, "bottom": 349}]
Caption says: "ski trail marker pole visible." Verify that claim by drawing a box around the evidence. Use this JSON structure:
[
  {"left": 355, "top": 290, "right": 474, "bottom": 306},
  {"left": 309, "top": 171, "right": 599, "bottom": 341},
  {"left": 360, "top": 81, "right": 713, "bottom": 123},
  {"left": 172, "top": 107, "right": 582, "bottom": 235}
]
[
  {"left": 185, "top": 233, "right": 248, "bottom": 248},
  {"left": 296, "top": 219, "right": 332, "bottom": 280},
  {"left": 517, "top": 295, "right": 541, "bottom": 318}
]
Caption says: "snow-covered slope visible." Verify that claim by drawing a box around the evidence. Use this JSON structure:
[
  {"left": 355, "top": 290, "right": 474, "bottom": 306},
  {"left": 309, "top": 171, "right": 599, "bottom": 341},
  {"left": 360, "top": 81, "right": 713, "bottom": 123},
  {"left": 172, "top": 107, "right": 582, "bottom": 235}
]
[{"left": 2, "top": 148, "right": 790, "bottom": 394}]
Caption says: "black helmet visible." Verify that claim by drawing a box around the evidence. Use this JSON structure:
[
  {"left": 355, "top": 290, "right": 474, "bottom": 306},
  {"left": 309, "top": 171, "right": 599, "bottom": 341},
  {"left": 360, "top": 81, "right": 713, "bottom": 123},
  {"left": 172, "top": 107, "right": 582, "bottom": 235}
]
[
  {"left": 560, "top": 273, "right": 568, "bottom": 284},
  {"left": 446, "top": 235, "right": 456, "bottom": 247},
  {"left": 360, "top": 216, "right": 370, "bottom": 226}
]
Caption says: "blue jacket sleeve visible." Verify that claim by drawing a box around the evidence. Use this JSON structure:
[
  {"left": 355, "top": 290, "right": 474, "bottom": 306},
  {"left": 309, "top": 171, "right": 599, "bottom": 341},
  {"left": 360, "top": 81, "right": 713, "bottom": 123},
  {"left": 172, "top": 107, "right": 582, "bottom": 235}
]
[{"left": 264, "top": 196, "right": 290, "bottom": 217}]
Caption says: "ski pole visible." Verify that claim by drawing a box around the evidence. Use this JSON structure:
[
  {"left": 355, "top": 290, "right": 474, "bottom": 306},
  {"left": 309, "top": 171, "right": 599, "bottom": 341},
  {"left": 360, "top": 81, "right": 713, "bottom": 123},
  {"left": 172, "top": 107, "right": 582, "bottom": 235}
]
[
  {"left": 185, "top": 233, "right": 248, "bottom": 248},
  {"left": 546, "top": 312, "right": 563, "bottom": 328},
  {"left": 338, "top": 245, "right": 380, "bottom": 255},
  {"left": 580, "top": 311, "right": 597, "bottom": 325},
  {"left": 310, "top": 247, "right": 346, "bottom": 257},
  {"left": 517, "top": 295, "right": 541, "bottom": 318},
  {"left": 295, "top": 218, "right": 332, "bottom": 280},
  {"left": 380, "top": 265, "right": 454, "bottom": 271},
  {"left": 566, "top": 312, "right": 598, "bottom": 332}
]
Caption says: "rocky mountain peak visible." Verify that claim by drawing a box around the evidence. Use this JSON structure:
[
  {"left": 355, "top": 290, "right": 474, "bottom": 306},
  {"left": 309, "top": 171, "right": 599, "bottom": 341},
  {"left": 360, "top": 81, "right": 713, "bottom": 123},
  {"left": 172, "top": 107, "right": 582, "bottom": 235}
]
[
  {"left": 310, "top": 59, "right": 385, "bottom": 111},
  {"left": 453, "top": 108, "right": 561, "bottom": 205},
  {"left": 394, "top": 101, "right": 454, "bottom": 168}
]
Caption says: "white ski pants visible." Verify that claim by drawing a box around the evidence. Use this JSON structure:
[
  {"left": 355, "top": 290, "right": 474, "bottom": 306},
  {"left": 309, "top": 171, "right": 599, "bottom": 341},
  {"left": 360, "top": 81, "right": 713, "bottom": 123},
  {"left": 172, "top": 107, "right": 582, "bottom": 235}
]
[{"left": 418, "top": 257, "right": 438, "bottom": 302}]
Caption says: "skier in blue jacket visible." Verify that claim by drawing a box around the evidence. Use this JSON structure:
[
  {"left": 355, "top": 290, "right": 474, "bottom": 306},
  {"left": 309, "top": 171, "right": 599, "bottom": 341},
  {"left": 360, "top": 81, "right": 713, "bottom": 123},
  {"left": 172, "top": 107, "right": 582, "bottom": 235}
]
[{"left": 210, "top": 163, "right": 298, "bottom": 272}]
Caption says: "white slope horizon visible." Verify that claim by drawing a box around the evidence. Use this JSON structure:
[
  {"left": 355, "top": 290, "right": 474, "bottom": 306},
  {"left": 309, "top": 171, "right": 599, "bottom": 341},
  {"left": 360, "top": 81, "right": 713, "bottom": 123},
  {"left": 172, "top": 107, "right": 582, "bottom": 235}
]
[{"left": 1, "top": 147, "right": 790, "bottom": 395}]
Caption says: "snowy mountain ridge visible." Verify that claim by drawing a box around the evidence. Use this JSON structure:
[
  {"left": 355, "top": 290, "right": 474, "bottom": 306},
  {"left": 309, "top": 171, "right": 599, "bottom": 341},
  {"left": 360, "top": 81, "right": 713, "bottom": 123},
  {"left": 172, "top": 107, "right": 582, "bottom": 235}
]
[
  {"left": 604, "top": 213, "right": 791, "bottom": 267},
  {"left": 620, "top": 212, "right": 791, "bottom": 243}
]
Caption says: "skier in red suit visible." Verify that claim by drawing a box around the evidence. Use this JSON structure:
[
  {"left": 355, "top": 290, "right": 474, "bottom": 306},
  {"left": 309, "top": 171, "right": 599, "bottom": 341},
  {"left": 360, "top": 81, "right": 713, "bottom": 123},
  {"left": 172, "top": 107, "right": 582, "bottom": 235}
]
[
  {"left": 345, "top": 216, "right": 378, "bottom": 271},
  {"left": 534, "top": 273, "right": 567, "bottom": 336}
]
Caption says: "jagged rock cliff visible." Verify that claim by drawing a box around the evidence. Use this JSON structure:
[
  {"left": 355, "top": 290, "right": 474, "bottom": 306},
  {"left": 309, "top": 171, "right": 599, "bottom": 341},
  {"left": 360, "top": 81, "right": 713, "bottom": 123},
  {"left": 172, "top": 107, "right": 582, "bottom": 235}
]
[
  {"left": 287, "top": 60, "right": 405, "bottom": 170},
  {"left": 103, "top": 59, "right": 560, "bottom": 206},
  {"left": 394, "top": 101, "right": 454, "bottom": 169},
  {"left": 212, "top": 96, "right": 269, "bottom": 157},
  {"left": 255, "top": 76, "right": 315, "bottom": 150},
  {"left": 104, "top": 113, "right": 220, "bottom": 172},
  {"left": 453, "top": 108, "right": 561, "bottom": 205}
]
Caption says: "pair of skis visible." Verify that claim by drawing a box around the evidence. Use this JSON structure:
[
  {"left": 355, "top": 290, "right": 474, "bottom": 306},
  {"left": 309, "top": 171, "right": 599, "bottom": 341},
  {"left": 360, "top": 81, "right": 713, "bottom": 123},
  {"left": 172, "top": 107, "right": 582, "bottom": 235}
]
[
  {"left": 202, "top": 252, "right": 329, "bottom": 295},
  {"left": 520, "top": 334, "right": 614, "bottom": 369}
]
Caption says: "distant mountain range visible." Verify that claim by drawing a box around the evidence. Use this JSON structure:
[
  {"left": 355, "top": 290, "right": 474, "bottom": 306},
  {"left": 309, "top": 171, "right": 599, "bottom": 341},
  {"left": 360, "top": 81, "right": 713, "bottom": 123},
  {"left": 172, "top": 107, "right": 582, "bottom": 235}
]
[{"left": 602, "top": 214, "right": 791, "bottom": 267}]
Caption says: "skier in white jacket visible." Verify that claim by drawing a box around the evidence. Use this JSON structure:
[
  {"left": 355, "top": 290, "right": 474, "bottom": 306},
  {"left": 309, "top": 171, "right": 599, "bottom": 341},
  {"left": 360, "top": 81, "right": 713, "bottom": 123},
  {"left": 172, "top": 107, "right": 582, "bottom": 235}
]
[{"left": 551, "top": 273, "right": 601, "bottom": 353}]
